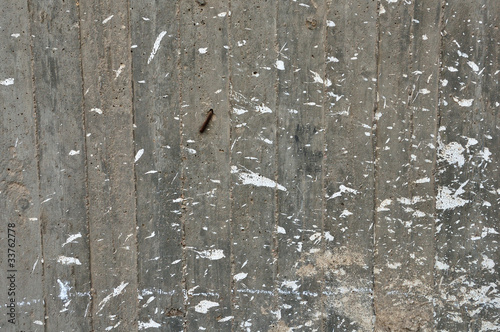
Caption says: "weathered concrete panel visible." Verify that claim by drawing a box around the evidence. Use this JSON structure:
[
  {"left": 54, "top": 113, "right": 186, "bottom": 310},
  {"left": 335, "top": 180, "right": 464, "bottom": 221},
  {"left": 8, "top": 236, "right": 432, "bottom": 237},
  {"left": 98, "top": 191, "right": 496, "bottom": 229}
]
[{"left": 0, "top": 0, "right": 498, "bottom": 331}]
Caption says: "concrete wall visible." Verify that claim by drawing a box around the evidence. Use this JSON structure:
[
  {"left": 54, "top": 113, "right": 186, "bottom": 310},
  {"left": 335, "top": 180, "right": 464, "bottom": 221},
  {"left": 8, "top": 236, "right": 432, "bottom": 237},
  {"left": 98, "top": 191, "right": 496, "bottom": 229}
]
[{"left": 1, "top": 0, "right": 499, "bottom": 331}]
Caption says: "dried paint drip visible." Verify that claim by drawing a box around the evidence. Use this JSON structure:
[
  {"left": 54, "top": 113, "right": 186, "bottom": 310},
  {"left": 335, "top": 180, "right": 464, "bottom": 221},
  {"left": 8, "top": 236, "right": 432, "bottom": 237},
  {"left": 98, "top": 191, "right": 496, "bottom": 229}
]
[{"left": 199, "top": 109, "right": 214, "bottom": 133}]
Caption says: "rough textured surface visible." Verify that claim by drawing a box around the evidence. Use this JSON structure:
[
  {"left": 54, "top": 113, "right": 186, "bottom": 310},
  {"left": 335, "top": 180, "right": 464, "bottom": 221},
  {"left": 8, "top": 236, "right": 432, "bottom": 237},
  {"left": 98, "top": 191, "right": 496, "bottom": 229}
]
[{"left": 0, "top": 1, "right": 499, "bottom": 331}]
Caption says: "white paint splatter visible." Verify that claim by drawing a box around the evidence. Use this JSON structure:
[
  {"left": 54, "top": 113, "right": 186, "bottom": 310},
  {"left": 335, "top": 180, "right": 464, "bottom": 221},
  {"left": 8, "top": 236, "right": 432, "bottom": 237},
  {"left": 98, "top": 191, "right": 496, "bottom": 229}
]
[
  {"left": 57, "top": 256, "right": 82, "bottom": 265},
  {"left": 275, "top": 60, "right": 285, "bottom": 71},
  {"left": 148, "top": 31, "right": 167, "bottom": 64},
  {"left": 11, "top": 33, "right": 20, "bottom": 38},
  {"left": 328, "top": 184, "right": 358, "bottom": 200},
  {"left": 436, "top": 186, "right": 469, "bottom": 210},
  {"left": 218, "top": 316, "right": 234, "bottom": 323},
  {"left": 62, "top": 233, "right": 82, "bottom": 247},
  {"left": 57, "top": 279, "right": 71, "bottom": 301},
  {"left": 145, "top": 232, "right": 155, "bottom": 239},
  {"left": 198, "top": 47, "right": 208, "bottom": 54},
  {"left": 467, "top": 61, "right": 480, "bottom": 72},
  {"left": 414, "top": 177, "right": 430, "bottom": 184},
  {"left": 438, "top": 140, "right": 465, "bottom": 167},
  {"left": 134, "top": 149, "right": 144, "bottom": 163},
  {"left": 453, "top": 97, "right": 474, "bottom": 107},
  {"left": 102, "top": 15, "right": 114, "bottom": 24},
  {"left": 231, "top": 166, "right": 286, "bottom": 191},
  {"left": 478, "top": 148, "right": 492, "bottom": 162},
  {"left": 377, "top": 199, "right": 392, "bottom": 212},
  {"left": 339, "top": 209, "right": 353, "bottom": 218},
  {"left": 277, "top": 226, "right": 286, "bottom": 234},
  {"left": 218, "top": 12, "right": 227, "bottom": 17},
  {"left": 281, "top": 280, "right": 300, "bottom": 291},
  {"left": 97, "top": 281, "right": 129, "bottom": 314},
  {"left": 193, "top": 249, "right": 225, "bottom": 260},
  {"left": 481, "top": 255, "right": 495, "bottom": 271},
  {"left": 138, "top": 318, "right": 161, "bottom": 330},
  {"left": 144, "top": 170, "right": 158, "bottom": 174},
  {"left": 233, "top": 108, "right": 248, "bottom": 115},
  {"left": 233, "top": 272, "right": 248, "bottom": 281},
  {"left": 114, "top": 64, "right": 125, "bottom": 79},
  {"left": 195, "top": 300, "right": 219, "bottom": 314},
  {"left": 325, "top": 231, "right": 334, "bottom": 242},
  {"left": 90, "top": 108, "right": 103, "bottom": 114},
  {"left": 255, "top": 104, "right": 273, "bottom": 113},
  {"left": 310, "top": 70, "right": 332, "bottom": 87},
  {"left": 435, "top": 259, "right": 449, "bottom": 270},
  {"left": 387, "top": 262, "right": 401, "bottom": 269},
  {"left": 327, "top": 56, "right": 339, "bottom": 63},
  {"left": 326, "top": 20, "right": 336, "bottom": 27},
  {"left": 69, "top": 150, "right": 80, "bottom": 156},
  {"left": 185, "top": 147, "right": 197, "bottom": 154},
  {"left": 448, "top": 66, "right": 458, "bottom": 72},
  {"left": 0, "top": 78, "right": 14, "bottom": 86}
]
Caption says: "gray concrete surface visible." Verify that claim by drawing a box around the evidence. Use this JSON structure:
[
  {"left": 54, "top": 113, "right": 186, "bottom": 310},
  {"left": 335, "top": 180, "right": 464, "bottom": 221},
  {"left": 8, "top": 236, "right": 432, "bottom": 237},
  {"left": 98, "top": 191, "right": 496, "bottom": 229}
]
[{"left": 0, "top": 0, "right": 499, "bottom": 331}]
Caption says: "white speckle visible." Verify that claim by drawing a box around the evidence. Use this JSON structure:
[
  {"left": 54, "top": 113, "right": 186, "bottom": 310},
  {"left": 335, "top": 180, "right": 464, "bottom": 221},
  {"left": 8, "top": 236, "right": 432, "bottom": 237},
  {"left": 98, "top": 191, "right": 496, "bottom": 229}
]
[
  {"left": 131, "top": 45, "right": 138, "bottom": 48},
  {"left": 90, "top": 108, "right": 103, "bottom": 114},
  {"left": 387, "top": 0, "right": 398, "bottom": 3},
  {"left": 195, "top": 300, "right": 219, "bottom": 314},
  {"left": 134, "top": 149, "right": 144, "bottom": 163},
  {"left": 62, "top": 233, "right": 82, "bottom": 247},
  {"left": 467, "top": 61, "right": 480, "bottom": 72},
  {"left": 199, "top": 47, "right": 208, "bottom": 54},
  {"left": 148, "top": 31, "right": 167, "bottom": 64},
  {"left": 102, "top": 15, "right": 114, "bottom": 24},
  {"left": 441, "top": 79, "right": 448, "bottom": 87},
  {"left": 138, "top": 80, "right": 146, "bottom": 84},
  {"left": 0, "top": 78, "right": 14, "bottom": 86},
  {"left": 233, "top": 272, "right": 248, "bottom": 281},
  {"left": 374, "top": 112, "right": 382, "bottom": 120},
  {"left": 414, "top": 177, "right": 430, "bottom": 184},
  {"left": 325, "top": 231, "right": 334, "bottom": 242},
  {"left": 379, "top": 4, "right": 386, "bottom": 14},
  {"left": 144, "top": 170, "right": 158, "bottom": 174},
  {"left": 339, "top": 209, "right": 353, "bottom": 218},
  {"left": 185, "top": 147, "right": 197, "bottom": 154},
  {"left": 97, "top": 281, "right": 129, "bottom": 314},
  {"left": 448, "top": 67, "right": 458, "bottom": 72},
  {"left": 422, "top": 34, "right": 428, "bottom": 40},
  {"left": 11, "top": 33, "right": 21, "bottom": 38},
  {"left": 138, "top": 318, "right": 161, "bottom": 330},
  {"left": 289, "top": 109, "right": 298, "bottom": 114},
  {"left": 326, "top": 20, "right": 336, "bottom": 27},
  {"left": 57, "top": 256, "right": 82, "bottom": 265},
  {"left": 481, "top": 255, "right": 495, "bottom": 271},
  {"left": 233, "top": 107, "right": 248, "bottom": 115},
  {"left": 387, "top": 262, "right": 401, "bottom": 269},
  {"left": 237, "top": 40, "right": 246, "bottom": 47},
  {"left": 281, "top": 280, "right": 300, "bottom": 291},
  {"left": 69, "top": 150, "right": 80, "bottom": 156},
  {"left": 231, "top": 166, "right": 287, "bottom": 191},
  {"left": 377, "top": 199, "right": 392, "bottom": 212},
  {"left": 194, "top": 249, "right": 225, "bottom": 260},
  {"left": 436, "top": 186, "right": 469, "bottom": 210},
  {"left": 256, "top": 104, "right": 273, "bottom": 113},
  {"left": 453, "top": 97, "right": 474, "bottom": 107},
  {"left": 275, "top": 60, "right": 285, "bottom": 71},
  {"left": 419, "top": 88, "right": 430, "bottom": 94},
  {"left": 145, "top": 232, "right": 155, "bottom": 239},
  {"left": 172, "top": 198, "right": 183, "bottom": 203},
  {"left": 34, "top": 321, "right": 44, "bottom": 326},
  {"left": 57, "top": 279, "right": 71, "bottom": 301},
  {"left": 210, "top": 179, "right": 221, "bottom": 183},
  {"left": 171, "top": 259, "right": 181, "bottom": 264},
  {"left": 435, "top": 259, "right": 449, "bottom": 270},
  {"left": 277, "top": 226, "right": 286, "bottom": 234},
  {"left": 218, "top": 12, "right": 227, "bottom": 17},
  {"left": 218, "top": 316, "right": 234, "bottom": 323}
]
